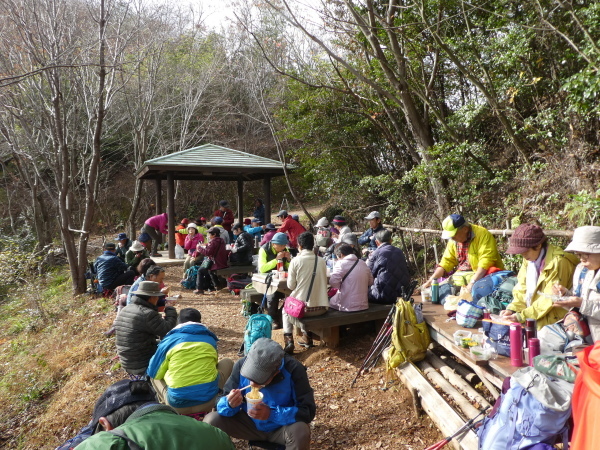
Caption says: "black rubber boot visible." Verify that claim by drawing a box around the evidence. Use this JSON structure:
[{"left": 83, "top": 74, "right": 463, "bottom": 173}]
[{"left": 283, "top": 333, "right": 295, "bottom": 354}]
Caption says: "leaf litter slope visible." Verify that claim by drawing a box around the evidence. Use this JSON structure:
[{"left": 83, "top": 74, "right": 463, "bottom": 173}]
[{"left": 9, "top": 266, "right": 442, "bottom": 449}]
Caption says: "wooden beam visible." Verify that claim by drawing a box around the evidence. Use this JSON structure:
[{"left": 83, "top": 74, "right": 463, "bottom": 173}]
[
  {"left": 237, "top": 179, "right": 244, "bottom": 224},
  {"left": 155, "top": 179, "right": 162, "bottom": 215},
  {"left": 166, "top": 173, "right": 175, "bottom": 259},
  {"left": 396, "top": 362, "right": 479, "bottom": 450},
  {"left": 263, "top": 177, "right": 271, "bottom": 224}
]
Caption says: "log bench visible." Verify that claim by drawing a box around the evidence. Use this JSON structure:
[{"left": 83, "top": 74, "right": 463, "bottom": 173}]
[{"left": 300, "top": 303, "right": 393, "bottom": 349}]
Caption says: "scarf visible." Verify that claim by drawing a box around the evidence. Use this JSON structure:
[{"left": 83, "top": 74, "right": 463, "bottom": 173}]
[{"left": 525, "top": 245, "right": 547, "bottom": 307}]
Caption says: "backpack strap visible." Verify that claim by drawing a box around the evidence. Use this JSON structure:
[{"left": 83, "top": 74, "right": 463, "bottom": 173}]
[
  {"left": 108, "top": 428, "right": 143, "bottom": 450},
  {"left": 340, "top": 258, "right": 360, "bottom": 286},
  {"left": 304, "top": 254, "right": 319, "bottom": 303}
]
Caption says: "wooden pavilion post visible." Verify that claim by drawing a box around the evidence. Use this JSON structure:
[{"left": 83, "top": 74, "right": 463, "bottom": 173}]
[
  {"left": 237, "top": 179, "right": 244, "bottom": 225},
  {"left": 263, "top": 176, "right": 271, "bottom": 224},
  {"left": 167, "top": 173, "right": 175, "bottom": 259},
  {"left": 154, "top": 179, "right": 162, "bottom": 215}
]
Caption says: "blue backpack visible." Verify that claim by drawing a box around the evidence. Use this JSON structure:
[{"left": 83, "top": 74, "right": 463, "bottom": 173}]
[
  {"left": 471, "top": 270, "right": 515, "bottom": 303},
  {"left": 243, "top": 314, "right": 273, "bottom": 355},
  {"left": 181, "top": 265, "right": 200, "bottom": 290},
  {"left": 477, "top": 368, "right": 572, "bottom": 450}
]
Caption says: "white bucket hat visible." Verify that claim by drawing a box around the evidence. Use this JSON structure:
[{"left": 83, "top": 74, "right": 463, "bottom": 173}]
[
  {"left": 565, "top": 226, "right": 600, "bottom": 254},
  {"left": 130, "top": 241, "right": 145, "bottom": 252},
  {"left": 316, "top": 217, "right": 329, "bottom": 227},
  {"left": 187, "top": 223, "right": 198, "bottom": 230}
]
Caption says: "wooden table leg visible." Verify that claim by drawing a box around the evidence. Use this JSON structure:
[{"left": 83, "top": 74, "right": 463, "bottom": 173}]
[{"left": 322, "top": 326, "right": 340, "bottom": 348}]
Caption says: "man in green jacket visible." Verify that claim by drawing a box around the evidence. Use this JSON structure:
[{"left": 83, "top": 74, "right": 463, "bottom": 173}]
[
  {"left": 422, "top": 214, "right": 504, "bottom": 301},
  {"left": 257, "top": 232, "right": 291, "bottom": 329}
]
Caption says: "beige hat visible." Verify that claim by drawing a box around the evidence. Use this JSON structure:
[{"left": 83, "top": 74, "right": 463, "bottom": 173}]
[
  {"left": 130, "top": 241, "right": 145, "bottom": 252},
  {"left": 565, "top": 226, "right": 600, "bottom": 254},
  {"left": 131, "top": 281, "right": 166, "bottom": 297}
]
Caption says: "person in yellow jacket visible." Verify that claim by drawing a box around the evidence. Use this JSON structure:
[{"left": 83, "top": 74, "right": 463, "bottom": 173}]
[
  {"left": 422, "top": 214, "right": 504, "bottom": 300},
  {"left": 500, "top": 224, "right": 578, "bottom": 328}
]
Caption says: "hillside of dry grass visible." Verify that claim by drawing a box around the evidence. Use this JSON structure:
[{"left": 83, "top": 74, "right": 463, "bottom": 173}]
[{"left": 0, "top": 265, "right": 442, "bottom": 449}]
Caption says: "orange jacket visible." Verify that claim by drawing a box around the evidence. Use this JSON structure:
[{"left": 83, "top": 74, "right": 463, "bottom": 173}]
[{"left": 572, "top": 342, "right": 600, "bottom": 449}]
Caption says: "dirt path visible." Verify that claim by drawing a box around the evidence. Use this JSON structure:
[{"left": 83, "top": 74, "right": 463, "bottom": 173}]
[{"left": 163, "top": 266, "right": 442, "bottom": 449}]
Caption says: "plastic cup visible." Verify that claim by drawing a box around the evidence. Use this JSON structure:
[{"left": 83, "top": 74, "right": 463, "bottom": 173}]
[{"left": 246, "top": 391, "right": 264, "bottom": 414}]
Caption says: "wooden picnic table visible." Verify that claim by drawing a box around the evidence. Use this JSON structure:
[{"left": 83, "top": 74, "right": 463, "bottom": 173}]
[{"left": 419, "top": 299, "right": 521, "bottom": 396}]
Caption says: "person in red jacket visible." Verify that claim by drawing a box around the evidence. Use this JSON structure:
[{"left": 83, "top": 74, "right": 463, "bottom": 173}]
[
  {"left": 213, "top": 200, "right": 234, "bottom": 233},
  {"left": 276, "top": 210, "right": 306, "bottom": 252},
  {"left": 193, "top": 227, "right": 228, "bottom": 295}
]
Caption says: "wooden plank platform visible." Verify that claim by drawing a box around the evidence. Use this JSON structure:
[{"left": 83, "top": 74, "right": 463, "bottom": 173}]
[
  {"left": 149, "top": 255, "right": 185, "bottom": 267},
  {"left": 301, "top": 304, "right": 392, "bottom": 348}
]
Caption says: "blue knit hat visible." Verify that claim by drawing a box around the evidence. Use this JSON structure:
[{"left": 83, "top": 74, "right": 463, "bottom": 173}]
[{"left": 271, "top": 232, "right": 289, "bottom": 245}]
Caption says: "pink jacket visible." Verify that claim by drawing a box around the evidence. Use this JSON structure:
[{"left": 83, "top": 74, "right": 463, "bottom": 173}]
[
  {"left": 184, "top": 233, "right": 205, "bottom": 257},
  {"left": 329, "top": 254, "right": 373, "bottom": 312},
  {"left": 260, "top": 230, "right": 277, "bottom": 246},
  {"left": 145, "top": 213, "right": 168, "bottom": 234}
]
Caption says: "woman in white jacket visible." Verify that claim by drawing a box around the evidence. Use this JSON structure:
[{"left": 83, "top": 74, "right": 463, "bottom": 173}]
[
  {"left": 284, "top": 232, "right": 328, "bottom": 353},
  {"left": 553, "top": 226, "right": 600, "bottom": 341}
]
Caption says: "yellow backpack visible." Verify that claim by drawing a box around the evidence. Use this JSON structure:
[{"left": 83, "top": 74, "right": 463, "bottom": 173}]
[{"left": 386, "top": 299, "right": 430, "bottom": 370}]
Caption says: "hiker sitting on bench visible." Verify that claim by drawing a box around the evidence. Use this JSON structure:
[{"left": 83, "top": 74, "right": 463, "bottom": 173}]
[
  {"left": 204, "top": 338, "right": 315, "bottom": 450},
  {"left": 69, "top": 379, "right": 235, "bottom": 450},
  {"left": 183, "top": 223, "right": 205, "bottom": 274},
  {"left": 258, "top": 232, "right": 291, "bottom": 329},
  {"left": 329, "top": 243, "right": 373, "bottom": 312},
  {"left": 115, "top": 281, "right": 177, "bottom": 376},
  {"left": 194, "top": 227, "right": 228, "bottom": 295},
  {"left": 95, "top": 242, "right": 136, "bottom": 291},
  {"left": 148, "top": 308, "right": 234, "bottom": 417},
  {"left": 367, "top": 230, "right": 410, "bottom": 305},
  {"left": 283, "top": 232, "right": 328, "bottom": 353},
  {"left": 230, "top": 223, "right": 253, "bottom": 266}
]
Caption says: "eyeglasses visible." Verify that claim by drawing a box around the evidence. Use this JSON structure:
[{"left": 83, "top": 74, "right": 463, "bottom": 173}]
[{"left": 574, "top": 252, "right": 590, "bottom": 260}]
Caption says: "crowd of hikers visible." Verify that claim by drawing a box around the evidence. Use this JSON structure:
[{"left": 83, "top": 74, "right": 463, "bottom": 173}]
[{"left": 70, "top": 200, "right": 600, "bottom": 449}]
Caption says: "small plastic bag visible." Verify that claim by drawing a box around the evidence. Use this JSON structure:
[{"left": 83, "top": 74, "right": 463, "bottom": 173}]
[{"left": 174, "top": 244, "right": 185, "bottom": 259}]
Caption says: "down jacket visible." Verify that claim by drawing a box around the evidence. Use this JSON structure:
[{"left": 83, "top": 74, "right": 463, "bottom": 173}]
[
  {"left": 147, "top": 323, "right": 220, "bottom": 408},
  {"left": 95, "top": 251, "right": 129, "bottom": 288},
  {"left": 367, "top": 243, "right": 410, "bottom": 304},
  {"left": 115, "top": 296, "right": 177, "bottom": 375},
  {"left": 230, "top": 231, "right": 253, "bottom": 265}
]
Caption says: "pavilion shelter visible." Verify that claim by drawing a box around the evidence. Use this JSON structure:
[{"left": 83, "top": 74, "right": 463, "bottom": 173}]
[{"left": 135, "top": 143, "right": 292, "bottom": 258}]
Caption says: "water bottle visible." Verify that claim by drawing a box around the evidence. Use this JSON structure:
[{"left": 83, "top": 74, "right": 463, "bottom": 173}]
[
  {"left": 528, "top": 338, "right": 540, "bottom": 366},
  {"left": 431, "top": 279, "right": 440, "bottom": 304},
  {"left": 510, "top": 323, "right": 523, "bottom": 367},
  {"left": 254, "top": 235, "right": 260, "bottom": 248},
  {"left": 524, "top": 319, "right": 536, "bottom": 348}
]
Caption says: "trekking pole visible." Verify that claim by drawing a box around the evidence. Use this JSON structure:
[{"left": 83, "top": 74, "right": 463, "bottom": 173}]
[
  {"left": 424, "top": 406, "right": 490, "bottom": 450},
  {"left": 351, "top": 304, "right": 396, "bottom": 387},
  {"left": 352, "top": 280, "right": 420, "bottom": 384}
]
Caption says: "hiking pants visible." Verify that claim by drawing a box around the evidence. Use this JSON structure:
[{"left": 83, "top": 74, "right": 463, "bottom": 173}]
[
  {"left": 204, "top": 411, "right": 310, "bottom": 450},
  {"left": 196, "top": 267, "right": 217, "bottom": 291},
  {"left": 141, "top": 223, "right": 161, "bottom": 255},
  {"left": 105, "top": 270, "right": 136, "bottom": 291}
]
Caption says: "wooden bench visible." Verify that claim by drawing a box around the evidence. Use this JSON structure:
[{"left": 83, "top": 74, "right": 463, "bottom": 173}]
[
  {"left": 214, "top": 265, "right": 256, "bottom": 277},
  {"left": 300, "top": 303, "right": 393, "bottom": 348},
  {"left": 240, "top": 288, "right": 264, "bottom": 304}
]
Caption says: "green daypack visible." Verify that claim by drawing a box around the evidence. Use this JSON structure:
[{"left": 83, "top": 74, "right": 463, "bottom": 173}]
[
  {"left": 386, "top": 299, "right": 430, "bottom": 370},
  {"left": 477, "top": 275, "right": 518, "bottom": 314}
]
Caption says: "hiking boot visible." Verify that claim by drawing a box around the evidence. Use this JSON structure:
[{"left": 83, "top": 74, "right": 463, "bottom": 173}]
[
  {"left": 152, "top": 253, "right": 162, "bottom": 257},
  {"left": 283, "top": 333, "right": 295, "bottom": 354},
  {"left": 297, "top": 332, "right": 313, "bottom": 348}
]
